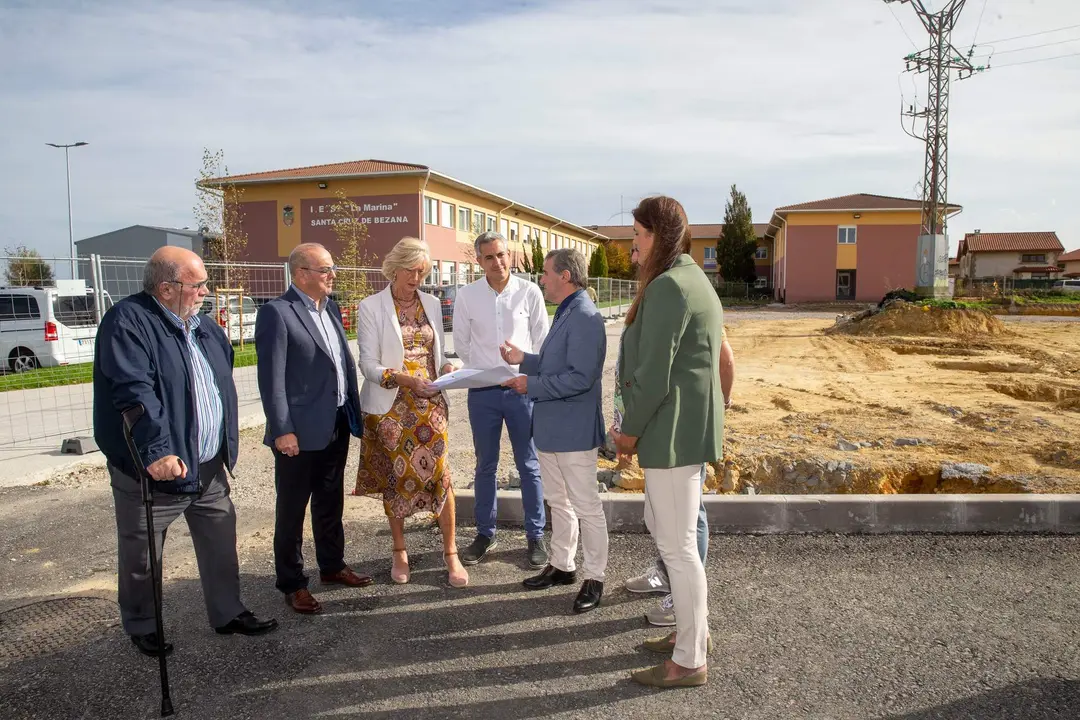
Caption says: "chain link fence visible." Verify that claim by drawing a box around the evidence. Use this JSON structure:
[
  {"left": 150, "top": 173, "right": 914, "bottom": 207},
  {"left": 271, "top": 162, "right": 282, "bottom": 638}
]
[{"left": 0, "top": 255, "right": 636, "bottom": 448}]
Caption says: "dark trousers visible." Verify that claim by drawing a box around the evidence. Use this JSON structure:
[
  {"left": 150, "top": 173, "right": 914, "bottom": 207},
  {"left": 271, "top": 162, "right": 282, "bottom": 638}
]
[
  {"left": 110, "top": 453, "right": 246, "bottom": 634},
  {"left": 273, "top": 408, "right": 350, "bottom": 594}
]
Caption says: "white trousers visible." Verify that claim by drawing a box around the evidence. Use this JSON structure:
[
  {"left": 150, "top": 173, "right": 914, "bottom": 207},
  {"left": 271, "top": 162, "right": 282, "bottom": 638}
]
[
  {"left": 644, "top": 465, "right": 709, "bottom": 668},
  {"left": 536, "top": 448, "right": 608, "bottom": 582}
]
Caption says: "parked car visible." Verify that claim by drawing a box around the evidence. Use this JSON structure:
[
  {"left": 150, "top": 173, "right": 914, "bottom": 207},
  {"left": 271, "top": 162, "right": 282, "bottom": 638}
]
[
  {"left": 420, "top": 285, "right": 461, "bottom": 331},
  {"left": 200, "top": 294, "right": 258, "bottom": 343},
  {"left": 0, "top": 281, "right": 112, "bottom": 373},
  {"left": 1050, "top": 279, "right": 1080, "bottom": 294}
]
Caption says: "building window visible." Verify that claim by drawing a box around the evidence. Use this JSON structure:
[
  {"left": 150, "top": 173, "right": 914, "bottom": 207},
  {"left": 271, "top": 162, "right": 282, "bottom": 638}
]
[
  {"left": 1022, "top": 254, "right": 1047, "bottom": 264},
  {"left": 423, "top": 196, "right": 438, "bottom": 225},
  {"left": 510, "top": 222, "right": 519, "bottom": 243},
  {"left": 754, "top": 277, "right": 768, "bottom": 289},
  {"left": 542, "top": 230, "right": 549, "bottom": 249},
  {"left": 472, "top": 211, "right": 485, "bottom": 235},
  {"left": 500, "top": 218, "right": 509, "bottom": 238},
  {"left": 523, "top": 224, "right": 532, "bottom": 242},
  {"left": 703, "top": 247, "right": 716, "bottom": 260},
  {"left": 458, "top": 206, "right": 470, "bottom": 231},
  {"left": 838, "top": 227, "right": 857, "bottom": 245},
  {"left": 487, "top": 216, "right": 496, "bottom": 233},
  {"left": 755, "top": 246, "right": 768, "bottom": 260},
  {"left": 441, "top": 202, "right": 454, "bottom": 229},
  {"left": 442, "top": 261, "right": 455, "bottom": 285}
]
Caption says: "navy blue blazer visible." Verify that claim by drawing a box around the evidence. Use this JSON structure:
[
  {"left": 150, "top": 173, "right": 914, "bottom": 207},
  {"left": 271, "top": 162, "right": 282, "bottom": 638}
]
[
  {"left": 255, "top": 287, "right": 362, "bottom": 452},
  {"left": 520, "top": 290, "right": 607, "bottom": 453}
]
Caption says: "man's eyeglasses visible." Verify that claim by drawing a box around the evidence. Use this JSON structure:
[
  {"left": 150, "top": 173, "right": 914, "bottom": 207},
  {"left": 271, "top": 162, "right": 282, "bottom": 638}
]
[
  {"left": 301, "top": 266, "right": 338, "bottom": 275},
  {"left": 168, "top": 279, "right": 210, "bottom": 290}
]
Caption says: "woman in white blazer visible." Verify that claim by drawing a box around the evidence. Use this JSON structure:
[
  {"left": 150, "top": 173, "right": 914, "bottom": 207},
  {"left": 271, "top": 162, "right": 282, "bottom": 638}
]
[{"left": 352, "top": 237, "right": 467, "bottom": 588}]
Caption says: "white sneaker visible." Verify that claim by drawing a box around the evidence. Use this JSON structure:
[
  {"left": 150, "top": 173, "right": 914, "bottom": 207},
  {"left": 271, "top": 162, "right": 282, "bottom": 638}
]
[
  {"left": 623, "top": 565, "right": 671, "bottom": 594},
  {"left": 645, "top": 594, "right": 676, "bottom": 626}
]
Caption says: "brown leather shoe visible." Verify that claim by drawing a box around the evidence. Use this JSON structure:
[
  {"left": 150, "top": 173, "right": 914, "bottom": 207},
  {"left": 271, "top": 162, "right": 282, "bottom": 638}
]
[
  {"left": 320, "top": 566, "right": 373, "bottom": 588},
  {"left": 285, "top": 588, "right": 322, "bottom": 614}
]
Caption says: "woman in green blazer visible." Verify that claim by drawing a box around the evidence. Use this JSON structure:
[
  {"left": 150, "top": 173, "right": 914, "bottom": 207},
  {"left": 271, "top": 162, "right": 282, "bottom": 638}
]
[{"left": 611, "top": 196, "right": 725, "bottom": 688}]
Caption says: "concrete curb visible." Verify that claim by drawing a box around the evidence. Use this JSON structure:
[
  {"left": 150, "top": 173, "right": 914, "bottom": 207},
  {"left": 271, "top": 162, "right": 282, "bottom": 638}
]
[{"left": 452, "top": 489, "right": 1080, "bottom": 534}]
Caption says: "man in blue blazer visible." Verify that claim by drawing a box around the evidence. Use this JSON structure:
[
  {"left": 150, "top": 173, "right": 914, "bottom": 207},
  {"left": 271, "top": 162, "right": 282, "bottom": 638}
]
[
  {"left": 501, "top": 248, "right": 608, "bottom": 613},
  {"left": 255, "top": 243, "right": 370, "bottom": 615}
]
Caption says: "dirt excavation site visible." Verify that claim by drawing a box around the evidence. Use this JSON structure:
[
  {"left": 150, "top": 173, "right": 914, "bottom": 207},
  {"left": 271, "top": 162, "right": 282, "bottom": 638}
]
[{"left": 606, "top": 305, "right": 1080, "bottom": 496}]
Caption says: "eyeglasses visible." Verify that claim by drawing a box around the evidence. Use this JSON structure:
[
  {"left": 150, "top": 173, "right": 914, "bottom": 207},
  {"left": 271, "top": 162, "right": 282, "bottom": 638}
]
[
  {"left": 168, "top": 279, "right": 210, "bottom": 290},
  {"left": 301, "top": 265, "right": 338, "bottom": 275}
]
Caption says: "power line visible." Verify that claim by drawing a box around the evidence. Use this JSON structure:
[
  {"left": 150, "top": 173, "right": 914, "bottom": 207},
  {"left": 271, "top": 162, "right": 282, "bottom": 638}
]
[
  {"left": 887, "top": 1, "right": 919, "bottom": 49},
  {"left": 969, "top": 0, "right": 989, "bottom": 49},
  {"left": 989, "top": 36, "right": 1080, "bottom": 55},
  {"left": 993, "top": 50, "right": 1080, "bottom": 68},
  {"left": 979, "top": 22, "right": 1080, "bottom": 45}
]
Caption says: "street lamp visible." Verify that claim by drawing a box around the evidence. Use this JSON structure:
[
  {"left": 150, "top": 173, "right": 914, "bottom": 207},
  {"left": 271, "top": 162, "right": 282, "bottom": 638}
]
[{"left": 46, "top": 141, "right": 89, "bottom": 278}]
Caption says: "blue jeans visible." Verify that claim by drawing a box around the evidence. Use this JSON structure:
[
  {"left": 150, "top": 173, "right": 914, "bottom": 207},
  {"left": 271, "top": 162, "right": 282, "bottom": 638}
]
[
  {"left": 467, "top": 387, "right": 546, "bottom": 540},
  {"left": 656, "top": 465, "right": 708, "bottom": 577}
]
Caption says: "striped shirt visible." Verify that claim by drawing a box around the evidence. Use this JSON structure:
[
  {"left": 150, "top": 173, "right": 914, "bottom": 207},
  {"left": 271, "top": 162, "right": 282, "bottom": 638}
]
[
  {"left": 154, "top": 299, "right": 224, "bottom": 463},
  {"left": 292, "top": 285, "right": 347, "bottom": 407}
]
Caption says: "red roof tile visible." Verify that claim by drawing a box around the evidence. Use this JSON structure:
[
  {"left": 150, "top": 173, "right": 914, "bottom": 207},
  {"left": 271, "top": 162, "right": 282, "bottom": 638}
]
[
  {"left": 204, "top": 159, "right": 429, "bottom": 185},
  {"left": 774, "top": 193, "right": 960, "bottom": 213},
  {"left": 1058, "top": 249, "right": 1080, "bottom": 262},
  {"left": 963, "top": 232, "right": 1064, "bottom": 253}
]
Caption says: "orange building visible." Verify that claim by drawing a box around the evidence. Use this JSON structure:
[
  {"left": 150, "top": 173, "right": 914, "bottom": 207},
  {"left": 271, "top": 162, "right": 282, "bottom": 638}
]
[{"left": 203, "top": 159, "right": 605, "bottom": 285}]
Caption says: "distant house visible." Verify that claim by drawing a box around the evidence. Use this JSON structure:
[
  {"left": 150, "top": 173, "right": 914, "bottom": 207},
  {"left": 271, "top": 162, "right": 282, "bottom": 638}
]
[
  {"left": 1058, "top": 248, "right": 1080, "bottom": 278},
  {"left": 957, "top": 231, "right": 1065, "bottom": 280},
  {"left": 75, "top": 225, "right": 211, "bottom": 260},
  {"left": 587, "top": 223, "right": 772, "bottom": 287},
  {"left": 764, "top": 193, "right": 961, "bottom": 303}
]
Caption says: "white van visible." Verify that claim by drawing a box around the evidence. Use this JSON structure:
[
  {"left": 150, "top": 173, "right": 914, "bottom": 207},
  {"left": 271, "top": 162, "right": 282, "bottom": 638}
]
[
  {"left": 1050, "top": 279, "right": 1080, "bottom": 294},
  {"left": 0, "top": 281, "right": 112, "bottom": 373},
  {"left": 200, "top": 294, "right": 258, "bottom": 343}
]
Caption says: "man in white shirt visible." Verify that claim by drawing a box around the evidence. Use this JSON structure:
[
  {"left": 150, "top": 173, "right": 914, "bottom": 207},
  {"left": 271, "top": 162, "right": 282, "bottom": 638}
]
[{"left": 453, "top": 231, "right": 550, "bottom": 569}]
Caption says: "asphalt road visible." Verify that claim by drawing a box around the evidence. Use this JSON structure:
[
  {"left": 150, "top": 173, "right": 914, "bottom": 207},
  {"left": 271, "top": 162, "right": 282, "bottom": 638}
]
[{"left": 1, "top": 473, "right": 1079, "bottom": 719}]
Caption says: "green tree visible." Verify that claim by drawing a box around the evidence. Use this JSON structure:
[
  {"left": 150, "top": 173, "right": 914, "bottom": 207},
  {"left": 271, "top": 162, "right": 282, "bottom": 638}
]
[
  {"left": 531, "top": 239, "right": 545, "bottom": 273},
  {"left": 4, "top": 245, "right": 54, "bottom": 286},
  {"left": 717, "top": 184, "right": 758, "bottom": 283},
  {"left": 589, "top": 244, "right": 609, "bottom": 277},
  {"left": 194, "top": 148, "right": 249, "bottom": 288}
]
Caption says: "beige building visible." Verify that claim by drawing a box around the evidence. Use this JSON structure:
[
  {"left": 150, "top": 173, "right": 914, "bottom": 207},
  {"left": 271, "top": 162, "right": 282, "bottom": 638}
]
[
  {"left": 957, "top": 231, "right": 1065, "bottom": 280},
  {"left": 1058, "top": 248, "right": 1080, "bottom": 278}
]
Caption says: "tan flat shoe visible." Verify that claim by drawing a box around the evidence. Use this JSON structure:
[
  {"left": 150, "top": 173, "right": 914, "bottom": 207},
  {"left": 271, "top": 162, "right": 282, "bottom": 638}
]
[
  {"left": 642, "top": 631, "right": 713, "bottom": 655},
  {"left": 630, "top": 663, "right": 708, "bottom": 688},
  {"left": 444, "top": 550, "right": 469, "bottom": 588},
  {"left": 390, "top": 547, "right": 410, "bottom": 584}
]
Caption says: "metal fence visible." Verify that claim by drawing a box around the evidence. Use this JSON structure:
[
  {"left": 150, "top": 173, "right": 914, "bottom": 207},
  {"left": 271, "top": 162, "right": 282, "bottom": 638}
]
[
  {"left": 954, "top": 276, "right": 1062, "bottom": 297},
  {"left": 0, "top": 255, "right": 637, "bottom": 448}
]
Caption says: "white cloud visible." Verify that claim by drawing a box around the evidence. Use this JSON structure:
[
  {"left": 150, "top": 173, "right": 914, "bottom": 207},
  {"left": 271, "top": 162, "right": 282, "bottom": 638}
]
[{"left": 0, "top": 0, "right": 1077, "bottom": 264}]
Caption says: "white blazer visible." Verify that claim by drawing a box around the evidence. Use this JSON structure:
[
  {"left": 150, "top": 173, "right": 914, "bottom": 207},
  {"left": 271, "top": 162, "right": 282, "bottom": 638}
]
[{"left": 357, "top": 285, "right": 449, "bottom": 416}]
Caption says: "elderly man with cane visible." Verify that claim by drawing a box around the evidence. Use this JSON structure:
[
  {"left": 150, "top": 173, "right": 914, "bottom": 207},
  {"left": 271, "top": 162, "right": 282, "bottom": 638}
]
[{"left": 94, "top": 247, "right": 278, "bottom": 666}]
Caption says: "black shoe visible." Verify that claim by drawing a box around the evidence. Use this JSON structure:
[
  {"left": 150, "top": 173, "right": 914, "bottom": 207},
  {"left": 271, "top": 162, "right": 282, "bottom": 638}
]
[
  {"left": 460, "top": 534, "right": 497, "bottom": 566},
  {"left": 523, "top": 564, "right": 577, "bottom": 590},
  {"left": 130, "top": 632, "right": 174, "bottom": 658},
  {"left": 573, "top": 579, "right": 604, "bottom": 614},
  {"left": 214, "top": 611, "right": 279, "bottom": 636},
  {"left": 526, "top": 537, "right": 549, "bottom": 570}
]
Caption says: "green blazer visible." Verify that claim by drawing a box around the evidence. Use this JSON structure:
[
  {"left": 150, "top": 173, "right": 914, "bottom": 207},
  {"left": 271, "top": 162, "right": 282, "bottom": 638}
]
[{"left": 618, "top": 255, "right": 725, "bottom": 469}]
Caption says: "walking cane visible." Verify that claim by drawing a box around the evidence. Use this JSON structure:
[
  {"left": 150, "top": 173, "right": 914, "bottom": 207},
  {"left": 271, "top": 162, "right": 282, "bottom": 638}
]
[{"left": 121, "top": 404, "right": 175, "bottom": 717}]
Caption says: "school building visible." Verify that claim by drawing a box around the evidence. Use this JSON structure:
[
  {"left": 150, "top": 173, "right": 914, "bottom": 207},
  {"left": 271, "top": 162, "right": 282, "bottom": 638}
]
[{"left": 202, "top": 159, "right": 605, "bottom": 285}]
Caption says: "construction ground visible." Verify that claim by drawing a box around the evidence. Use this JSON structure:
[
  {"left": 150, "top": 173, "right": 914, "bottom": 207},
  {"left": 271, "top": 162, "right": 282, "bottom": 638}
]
[{"left": 606, "top": 307, "right": 1080, "bottom": 496}]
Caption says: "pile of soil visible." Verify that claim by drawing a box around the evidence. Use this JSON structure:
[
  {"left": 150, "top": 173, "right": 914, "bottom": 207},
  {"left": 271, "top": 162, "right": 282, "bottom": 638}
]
[{"left": 829, "top": 302, "right": 1007, "bottom": 338}]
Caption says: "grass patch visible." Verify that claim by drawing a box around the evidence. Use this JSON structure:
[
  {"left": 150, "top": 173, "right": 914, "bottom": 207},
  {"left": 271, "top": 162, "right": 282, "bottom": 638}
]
[
  {"left": 234, "top": 345, "right": 258, "bottom": 368},
  {"left": 918, "top": 298, "right": 993, "bottom": 311},
  {"left": 0, "top": 363, "right": 93, "bottom": 391},
  {"left": 1009, "top": 294, "right": 1080, "bottom": 305}
]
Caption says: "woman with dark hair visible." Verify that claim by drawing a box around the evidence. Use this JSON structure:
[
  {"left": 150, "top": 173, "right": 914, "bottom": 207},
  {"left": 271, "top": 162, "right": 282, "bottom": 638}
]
[{"left": 611, "top": 196, "right": 725, "bottom": 688}]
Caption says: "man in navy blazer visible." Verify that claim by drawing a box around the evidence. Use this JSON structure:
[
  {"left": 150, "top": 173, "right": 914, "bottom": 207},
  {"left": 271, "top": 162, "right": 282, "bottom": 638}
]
[
  {"left": 501, "top": 248, "right": 608, "bottom": 613},
  {"left": 255, "top": 243, "right": 370, "bottom": 615}
]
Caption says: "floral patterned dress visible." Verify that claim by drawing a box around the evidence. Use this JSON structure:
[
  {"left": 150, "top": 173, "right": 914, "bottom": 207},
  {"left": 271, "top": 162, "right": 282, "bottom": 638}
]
[{"left": 353, "top": 296, "right": 451, "bottom": 519}]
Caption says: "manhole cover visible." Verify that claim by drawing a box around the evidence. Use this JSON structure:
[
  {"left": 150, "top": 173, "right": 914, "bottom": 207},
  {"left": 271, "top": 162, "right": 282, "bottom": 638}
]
[{"left": 0, "top": 597, "right": 119, "bottom": 666}]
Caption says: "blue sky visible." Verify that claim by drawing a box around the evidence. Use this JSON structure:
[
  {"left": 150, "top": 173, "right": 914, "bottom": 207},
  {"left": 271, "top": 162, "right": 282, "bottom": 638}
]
[{"left": 1, "top": 0, "right": 1077, "bottom": 264}]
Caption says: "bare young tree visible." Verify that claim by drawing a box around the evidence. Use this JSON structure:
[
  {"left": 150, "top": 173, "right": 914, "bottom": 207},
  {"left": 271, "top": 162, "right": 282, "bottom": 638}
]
[
  {"left": 194, "top": 148, "right": 248, "bottom": 288},
  {"left": 327, "top": 189, "right": 372, "bottom": 317}
]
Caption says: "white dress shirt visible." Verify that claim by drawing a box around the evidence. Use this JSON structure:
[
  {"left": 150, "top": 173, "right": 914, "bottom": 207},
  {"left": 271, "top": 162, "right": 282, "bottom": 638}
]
[
  {"left": 292, "top": 284, "right": 347, "bottom": 408},
  {"left": 452, "top": 274, "right": 549, "bottom": 372}
]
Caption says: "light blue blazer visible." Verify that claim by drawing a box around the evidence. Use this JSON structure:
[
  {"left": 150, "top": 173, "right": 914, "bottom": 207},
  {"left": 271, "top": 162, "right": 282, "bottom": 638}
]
[{"left": 520, "top": 290, "right": 607, "bottom": 453}]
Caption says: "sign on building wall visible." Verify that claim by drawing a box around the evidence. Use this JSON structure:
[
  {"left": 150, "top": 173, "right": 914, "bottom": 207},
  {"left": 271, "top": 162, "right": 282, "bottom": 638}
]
[{"left": 300, "top": 193, "right": 419, "bottom": 260}]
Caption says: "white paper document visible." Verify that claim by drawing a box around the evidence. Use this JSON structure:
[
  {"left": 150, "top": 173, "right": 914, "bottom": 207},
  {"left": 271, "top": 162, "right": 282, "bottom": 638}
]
[{"left": 431, "top": 366, "right": 521, "bottom": 390}]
